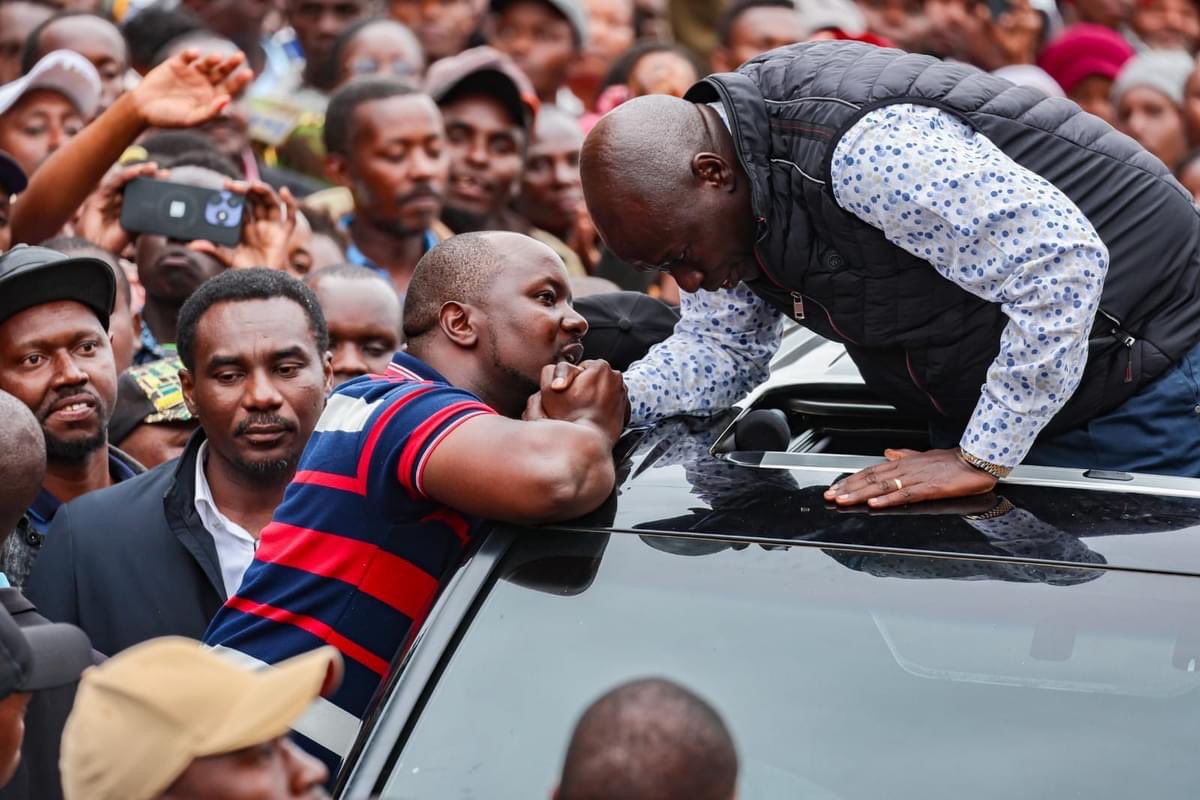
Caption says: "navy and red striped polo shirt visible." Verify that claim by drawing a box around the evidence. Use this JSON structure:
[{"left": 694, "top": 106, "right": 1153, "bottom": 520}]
[{"left": 204, "top": 352, "right": 494, "bottom": 764}]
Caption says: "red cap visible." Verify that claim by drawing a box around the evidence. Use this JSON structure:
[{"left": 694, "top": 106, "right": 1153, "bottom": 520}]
[{"left": 1037, "top": 23, "right": 1136, "bottom": 95}]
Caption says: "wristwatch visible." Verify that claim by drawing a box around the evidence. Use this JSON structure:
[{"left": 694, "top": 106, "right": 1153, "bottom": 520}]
[
  {"left": 957, "top": 447, "right": 1013, "bottom": 480},
  {"left": 965, "top": 496, "right": 1015, "bottom": 521}
]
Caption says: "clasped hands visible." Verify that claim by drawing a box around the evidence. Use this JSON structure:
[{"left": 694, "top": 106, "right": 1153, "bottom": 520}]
[{"left": 523, "top": 360, "right": 628, "bottom": 444}]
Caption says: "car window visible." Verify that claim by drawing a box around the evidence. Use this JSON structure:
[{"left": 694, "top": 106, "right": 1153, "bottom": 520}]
[{"left": 377, "top": 530, "right": 1200, "bottom": 799}]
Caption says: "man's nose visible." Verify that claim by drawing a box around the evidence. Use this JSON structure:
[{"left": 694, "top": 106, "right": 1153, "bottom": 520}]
[
  {"left": 408, "top": 148, "right": 441, "bottom": 181},
  {"left": 465, "top": 136, "right": 489, "bottom": 166},
  {"left": 242, "top": 369, "right": 284, "bottom": 409},
  {"left": 50, "top": 351, "right": 88, "bottom": 387},
  {"left": 671, "top": 267, "right": 705, "bottom": 294},
  {"left": 552, "top": 157, "right": 577, "bottom": 188},
  {"left": 282, "top": 739, "right": 328, "bottom": 795},
  {"left": 45, "top": 124, "right": 66, "bottom": 154},
  {"left": 562, "top": 305, "right": 588, "bottom": 336},
  {"left": 332, "top": 342, "right": 369, "bottom": 379},
  {"left": 316, "top": 10, "right": 343, "bottom": 36},
  {"left": 505, "top": 31, "right": 533, "bottom": 56}
]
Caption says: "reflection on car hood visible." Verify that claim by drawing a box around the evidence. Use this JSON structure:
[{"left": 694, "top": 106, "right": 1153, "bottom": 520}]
[{"left": 559, "top": 415, "right": 1200, "bottom": 578}]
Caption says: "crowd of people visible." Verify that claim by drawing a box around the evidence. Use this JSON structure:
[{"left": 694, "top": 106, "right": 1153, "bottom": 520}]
[{"left": 0, "top": 0, "right": 1197, "bottom": 796}]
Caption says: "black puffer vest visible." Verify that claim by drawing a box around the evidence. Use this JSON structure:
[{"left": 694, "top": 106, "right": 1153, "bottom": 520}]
[{"left": 685, "top": 41, "right": 1200, "bottom": 434}]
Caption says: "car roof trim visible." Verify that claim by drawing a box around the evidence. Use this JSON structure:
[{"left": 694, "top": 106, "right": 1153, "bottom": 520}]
[{"left": 716, "top": 451, "right": 1200, "bottom": 499}]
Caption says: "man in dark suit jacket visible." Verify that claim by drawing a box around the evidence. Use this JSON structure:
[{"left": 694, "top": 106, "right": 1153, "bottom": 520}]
[{"left": 27, "top": 269, "right": 332, "bottom": 656}]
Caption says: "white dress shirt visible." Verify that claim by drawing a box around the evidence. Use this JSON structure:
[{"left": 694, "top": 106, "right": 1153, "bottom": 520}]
[{"left": 193, "top": 442, "right": 259, "bottom": 598}]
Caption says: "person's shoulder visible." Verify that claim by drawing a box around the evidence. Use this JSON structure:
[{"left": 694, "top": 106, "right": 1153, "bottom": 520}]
[
  {"left": 324, "top": 373, "right": 488, "bottom": 435},
  {"left": 56, "top": 457, "right": 179, "bottom": 521}
]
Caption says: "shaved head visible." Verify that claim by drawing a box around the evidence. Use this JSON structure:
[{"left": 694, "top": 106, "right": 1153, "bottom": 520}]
[
  {"left": 580, "top": 95, "right": 761, "bottom": 293},
  {"left": 402, "top": 231, "right": 527, "bottom": 340},
  {"left": 557, "top": 677, "right": 739, "bottom": 800},
  {"left": 401, "top": 231, "right": 586, "bottom": 417},
  {"left": 0, "top": 389, "right": 46, "bottom": 536},
  {"left": 581, "top": 95, "right": 712, "bottom": 235}
]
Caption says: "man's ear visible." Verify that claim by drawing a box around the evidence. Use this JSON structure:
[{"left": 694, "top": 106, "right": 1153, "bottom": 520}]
[
  {"left": 438, "top": 300, "right": 480, "bottom": 347},
  {"left": 692, "top": 152, "right": 736, "bottom": 192},
  {"left": 321, "top": 350, "right": 334, "bottom": 394},
  {"left": 324, "top": 153, "right": 351, "bottom": 189},
  {"left": 179, "top": 367, "right": 198, "bottom": 417}
]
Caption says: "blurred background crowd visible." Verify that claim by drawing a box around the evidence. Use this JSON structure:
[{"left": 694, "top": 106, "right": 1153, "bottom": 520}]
[{"left": 6, "top": 0, "right": 1200, "bottom": 332}]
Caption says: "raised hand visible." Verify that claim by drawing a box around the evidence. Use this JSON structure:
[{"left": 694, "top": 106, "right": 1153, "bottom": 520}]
[
  {"left": 131, "top": 50, "right": 253, "bottom": 130},
  {"left": 189, "top": 181, "right": 295, "bottom": 271}
]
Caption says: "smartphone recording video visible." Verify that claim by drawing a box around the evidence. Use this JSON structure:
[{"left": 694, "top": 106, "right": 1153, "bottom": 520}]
[{"left": 120, "top": 177, "right": 246, "bottom": 247}]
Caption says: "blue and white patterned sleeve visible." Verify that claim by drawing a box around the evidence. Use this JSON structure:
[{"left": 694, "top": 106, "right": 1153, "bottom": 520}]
[
  {"left": 830, "top": 103, "right": 1109, "bottom": 468},
  {"left": 624, "top": 283, "right": 785, "bottom": 424}
]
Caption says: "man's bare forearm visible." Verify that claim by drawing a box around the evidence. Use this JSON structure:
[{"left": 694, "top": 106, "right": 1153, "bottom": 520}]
[{"left": 11, "top": 91, "right": 147, "bottom": 246}]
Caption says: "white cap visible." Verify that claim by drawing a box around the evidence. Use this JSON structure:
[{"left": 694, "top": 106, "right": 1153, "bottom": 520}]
[
  {"left": 0, "top": 49, "right": 101, "bottom": 119},
  {"left": 794, "top": 0, "right": 867, "bottom": 37}
]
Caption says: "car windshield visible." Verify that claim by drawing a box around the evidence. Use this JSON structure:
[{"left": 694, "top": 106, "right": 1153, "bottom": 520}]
[{"left": 379, "top": 529, "right": 1200, "bottom": 799}]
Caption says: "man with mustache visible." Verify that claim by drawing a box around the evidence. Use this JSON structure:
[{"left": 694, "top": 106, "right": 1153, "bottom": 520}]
[
  {"left": 323, "top": 77, "right": 451, "bottom": 295},
  {"left": 428, "top": 47, "right": 587, "bottom": 275},
  {"left": 28, "top": 269, "right": 332, "bottom": 656},
  {"left": 205, "top": 231, "right": 624, "bottom": 776},
  {"left": 0, "top": 245, "right": 140, "bottom": 591}
]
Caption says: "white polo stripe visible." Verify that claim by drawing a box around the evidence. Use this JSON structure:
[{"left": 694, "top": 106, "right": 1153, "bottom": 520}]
[
  {"left": 207, "top": 645, "right": 363, "bottom": 757},
  {"left": 314, "top": 393, "right": 389, "bottom": 434}
]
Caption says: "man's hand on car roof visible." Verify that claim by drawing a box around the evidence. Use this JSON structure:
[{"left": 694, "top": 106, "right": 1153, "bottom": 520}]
[{"left": 823, "top": 448, "right": 997, "bottom": 509}]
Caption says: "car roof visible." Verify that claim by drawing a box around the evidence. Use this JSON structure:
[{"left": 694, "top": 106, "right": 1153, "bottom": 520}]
[{"left": 561, "top": 327, "right": 1200, "bottom": 578}]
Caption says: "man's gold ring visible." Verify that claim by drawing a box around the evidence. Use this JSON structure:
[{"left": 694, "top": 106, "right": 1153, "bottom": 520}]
[{"left": 893, "top": 478, "right": 903, "bottom": 491}]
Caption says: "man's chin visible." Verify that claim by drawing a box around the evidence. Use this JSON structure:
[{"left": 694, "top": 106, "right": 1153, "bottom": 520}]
[
  {"left": 44, "top": 430, "right": 106, "bottom": 464},
  {"left": 233, "top": 454, "right": 298, "bottom": 482}
]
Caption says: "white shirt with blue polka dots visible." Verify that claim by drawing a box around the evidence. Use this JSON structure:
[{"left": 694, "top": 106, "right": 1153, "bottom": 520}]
[{"left": 625, "top": 103, "right": 1109, "bottom": 469}]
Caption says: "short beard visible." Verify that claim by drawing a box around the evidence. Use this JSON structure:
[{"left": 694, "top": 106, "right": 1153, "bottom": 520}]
[
  {"left": 441, "top": 204, "right": 492, "bottom": 234},
  {"left": 231, "top": 454, "right": 299, "bottom": 485},
  {"left": 44, "top": 429, "right": 106, "bottom": 464},
  {"left": 488, "top": 337, "right": 539, "bottom": 417}
]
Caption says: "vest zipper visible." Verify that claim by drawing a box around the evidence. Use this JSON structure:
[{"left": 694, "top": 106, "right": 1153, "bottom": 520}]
[
  {"left": 1120, "top": 333, "right": 1136, "bottom": 383},
  {"left": 1098, "top": 308, "right": 1136, "bottom": 383},
  {"left": 791, "top": 292, "right": 805, "bottom": 320}
]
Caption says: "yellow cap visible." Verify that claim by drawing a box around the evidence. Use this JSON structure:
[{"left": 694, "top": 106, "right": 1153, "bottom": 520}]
[{"left": 60, "top": 637, "right": 341, "bottom": 800}]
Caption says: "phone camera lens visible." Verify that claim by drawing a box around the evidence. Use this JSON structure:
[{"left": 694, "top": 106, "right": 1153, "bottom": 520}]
[{"left": 227, "top": 196, "right": 241, "bottom": 208}]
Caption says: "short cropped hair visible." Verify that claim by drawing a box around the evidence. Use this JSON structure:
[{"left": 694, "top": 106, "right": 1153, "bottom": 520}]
[
  {"left": 21, "top": 11, "right": 123, "bottom": 74},
  {"left": 716, "top": 0, "right": 794, "bottom": 46},
  {"left": 139, "top": 130, "right": 223, "bottom": 163},
  {"left": 402, "top": 232, "right": 506, "bottom": 340},
  {"left": 305, "top": 262, "right": 390, "bottom": 287},
  {"left": 559, "top": 678, "right": 739, "bottom": 800},
  {"left": 121, "top": 6, "right": 204, "bottom": 72},
  {"left": 323, "top": 77, "right": 418, "bottom": 157},
  {"left": 40, "top": 235, "right": 131, "bottom": 309},
  {"left": 162, "top": 148, "right": 243, "bottom": 180},
  {"left": 176, "top": 269, "right": 329, "bottom": 370}
]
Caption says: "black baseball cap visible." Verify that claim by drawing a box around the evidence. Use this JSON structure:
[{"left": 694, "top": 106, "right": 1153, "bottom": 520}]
[
  {"left": 575, "top": 291, "right": 680, "bottom": 371},
  {"left": 0, "top": 152, "right": 26, "bottom": 196},
  {"left": 0, "top": 606, "right": 92, "bottom": 697},
  {"left": 0, "top": 245, "right": 116, "bottom": 330}
]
